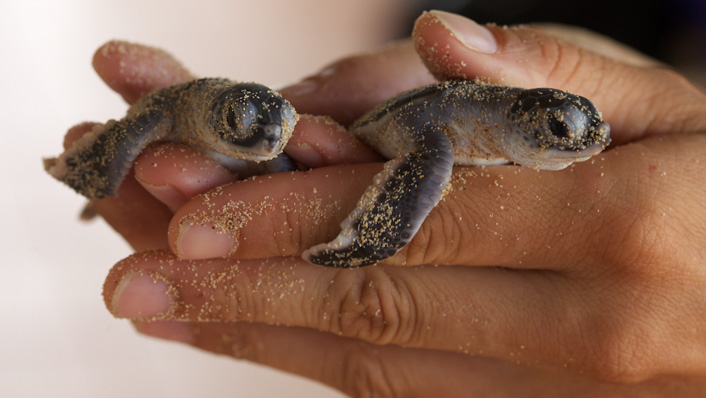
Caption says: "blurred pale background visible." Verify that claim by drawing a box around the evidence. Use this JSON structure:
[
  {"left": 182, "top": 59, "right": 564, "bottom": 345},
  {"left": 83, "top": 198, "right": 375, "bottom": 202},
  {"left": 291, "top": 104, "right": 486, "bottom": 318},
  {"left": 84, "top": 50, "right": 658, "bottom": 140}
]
[{"left": 0, "top": 1, "right": 409, "bottom": 397}]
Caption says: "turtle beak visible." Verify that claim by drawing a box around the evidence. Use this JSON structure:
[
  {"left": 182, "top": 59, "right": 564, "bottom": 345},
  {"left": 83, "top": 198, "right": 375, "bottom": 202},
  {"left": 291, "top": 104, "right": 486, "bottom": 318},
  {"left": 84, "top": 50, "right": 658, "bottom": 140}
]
[{"left": 262, "top": 123, "right": 282, "bottom": 151}]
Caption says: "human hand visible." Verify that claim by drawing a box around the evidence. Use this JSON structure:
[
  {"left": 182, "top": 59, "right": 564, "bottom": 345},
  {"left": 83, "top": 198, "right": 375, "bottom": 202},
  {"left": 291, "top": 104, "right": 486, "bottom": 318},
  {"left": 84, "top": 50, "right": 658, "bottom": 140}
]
[{"left": 95, "top": 11, "right": 706, "bottom": 397}]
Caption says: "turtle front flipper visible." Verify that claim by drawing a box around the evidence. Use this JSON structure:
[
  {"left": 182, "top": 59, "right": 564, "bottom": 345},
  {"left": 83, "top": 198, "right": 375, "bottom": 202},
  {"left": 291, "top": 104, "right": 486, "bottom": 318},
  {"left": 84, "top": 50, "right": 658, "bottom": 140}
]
[
  {"left": 45, "top": 110, "right": 171, "bottom": 198},
  {"left": 303, "top": 126, "right": 454, "bottom": 268},
  {"left": 209, "top": 151, "right": 297, "bottom": 178}
]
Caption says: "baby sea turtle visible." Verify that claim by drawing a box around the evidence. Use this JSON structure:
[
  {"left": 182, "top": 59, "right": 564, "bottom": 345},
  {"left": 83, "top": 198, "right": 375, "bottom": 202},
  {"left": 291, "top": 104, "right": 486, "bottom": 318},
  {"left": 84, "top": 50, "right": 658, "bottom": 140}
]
[
  {"left": 46, "top": 78, "right": 610, "bottom": 268},
  {"left": 45, "top": 78, "right": 298, "bottom": 198},
  {"left": 302, "top": 80, "right": 610, "bottom": 267}
]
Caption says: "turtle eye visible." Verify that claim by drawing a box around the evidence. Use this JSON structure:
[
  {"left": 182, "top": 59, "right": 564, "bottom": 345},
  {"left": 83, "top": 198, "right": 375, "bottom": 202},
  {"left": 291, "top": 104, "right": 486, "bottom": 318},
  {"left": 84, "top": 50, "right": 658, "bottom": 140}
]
[
  {"left": 547, "top": 116, "right": 570, "bottom": 139},
  {"left": 226, "top": 107, "right": 238, "bottom": 130},
  {"left": 218, "top": 102, "right": 262, "bottom": 147},
  {"left": 225, "top": 100, "right": 257, "bottom": 132}
]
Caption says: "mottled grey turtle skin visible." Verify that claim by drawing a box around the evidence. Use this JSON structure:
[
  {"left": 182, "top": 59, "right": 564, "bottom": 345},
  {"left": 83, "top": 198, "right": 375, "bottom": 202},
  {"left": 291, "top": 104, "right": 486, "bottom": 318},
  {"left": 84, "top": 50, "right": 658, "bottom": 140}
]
[
  {"left": 302, "top": 80, "right": 611, "bottom": 268},
  {"left": 47, "top": 77, "right": 610, "bottom": 269},
  {"left": 45, "top": 78, "right": 298, "bottom": 198}
]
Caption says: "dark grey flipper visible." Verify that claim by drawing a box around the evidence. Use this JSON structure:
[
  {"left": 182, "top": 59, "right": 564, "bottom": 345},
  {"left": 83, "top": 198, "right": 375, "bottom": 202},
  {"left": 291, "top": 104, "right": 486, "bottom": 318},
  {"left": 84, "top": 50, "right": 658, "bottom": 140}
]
[
  {"left": 209, "top": 151, "right": 297, "bottom": 178},
  {"left": 263, "top": 152, "right": 297, "bottom": 173},
  {"left": 45, "top": 110, "right": 171, "bottom": 198},
  {"left": 303, "top": 124, "right": 454, "bottom": 267}
]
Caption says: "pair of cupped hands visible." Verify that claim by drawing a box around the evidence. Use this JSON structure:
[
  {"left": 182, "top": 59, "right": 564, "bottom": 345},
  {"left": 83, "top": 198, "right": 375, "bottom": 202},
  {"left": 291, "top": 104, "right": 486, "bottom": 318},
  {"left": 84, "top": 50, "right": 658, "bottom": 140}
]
[{"left": 68, "top": 11, "right": 706, "bottom": 397}]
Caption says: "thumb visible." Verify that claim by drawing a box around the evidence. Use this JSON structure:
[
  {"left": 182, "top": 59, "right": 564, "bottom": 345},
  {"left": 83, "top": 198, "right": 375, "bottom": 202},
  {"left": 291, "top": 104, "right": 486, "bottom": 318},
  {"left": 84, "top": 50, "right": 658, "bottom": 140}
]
[{"left": 413, "top": 11, "right": 706, "bottom": 144}]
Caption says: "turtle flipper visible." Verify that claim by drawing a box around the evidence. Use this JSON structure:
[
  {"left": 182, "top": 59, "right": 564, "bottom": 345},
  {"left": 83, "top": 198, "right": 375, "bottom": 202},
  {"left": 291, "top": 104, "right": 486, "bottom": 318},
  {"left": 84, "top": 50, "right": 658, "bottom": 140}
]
[
  {"left": 303, "top": 128, "right": 454, "bottom": 267},
  {"left": 263, "top": 152, "right": 297, "bottom": 173},
  {"left": 45, "top": 110, "right": 171, "bottom": 198}
]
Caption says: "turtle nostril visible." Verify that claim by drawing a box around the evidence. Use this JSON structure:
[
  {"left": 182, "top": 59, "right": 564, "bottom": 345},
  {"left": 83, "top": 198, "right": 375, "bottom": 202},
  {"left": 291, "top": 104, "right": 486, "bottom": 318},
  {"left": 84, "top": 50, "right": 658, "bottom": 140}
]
[
  {"left": 597, "top": 122, "right": 611, "bottom": 140},
  {"left": 263, "top": 124, "right": 282, "bottom": 149}
]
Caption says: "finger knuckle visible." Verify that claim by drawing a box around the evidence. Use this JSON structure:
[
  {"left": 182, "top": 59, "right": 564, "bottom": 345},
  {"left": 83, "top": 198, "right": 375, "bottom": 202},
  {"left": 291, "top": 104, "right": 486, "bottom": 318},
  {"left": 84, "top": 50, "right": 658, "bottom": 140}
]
[
  {"left": 208, "top": 324, "right": 266, "bottom": 362},
  {"left": 535, "top": 32, "right": 610, "bottom": 97},
  {"left": 583, "top": 316, "right": 659, "bottom": 384},
  {"left": 598, "top": 161, "right": 678, "bottom": 273},
  {"left": 270, "top": 203, "right": 304, "bottom": 255},
  {"left": 339, "top": 344, "right": 400, "bottom": 398},
  {"left": 538, "top": 34, "right": 581, "bottom": 86},
  {"left": 325, "top": 269, "right": 419, "bottom": 346},
  {"left": 651, "top": 67, "right": 698, "bottom": 93},
  {"left": 605, "top": 208, "right": 663, "bottom": 271},
  {"left": 646, "top": 68, "right": 706, "bottom": 133}
]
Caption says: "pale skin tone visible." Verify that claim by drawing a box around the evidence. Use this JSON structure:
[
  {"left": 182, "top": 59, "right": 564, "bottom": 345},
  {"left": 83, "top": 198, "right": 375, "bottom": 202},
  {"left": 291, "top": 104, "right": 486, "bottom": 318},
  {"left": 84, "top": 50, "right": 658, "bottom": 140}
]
[{"left": 67, "top": 11, "right": 706, "bottom": 397}]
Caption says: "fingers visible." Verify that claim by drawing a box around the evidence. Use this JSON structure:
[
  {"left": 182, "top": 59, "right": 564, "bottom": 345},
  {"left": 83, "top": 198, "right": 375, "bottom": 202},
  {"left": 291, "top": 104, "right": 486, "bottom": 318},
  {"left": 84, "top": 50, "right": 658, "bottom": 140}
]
[
  {"left": 165, "top": 159, "right": 541, "bottom": 265},
  {"left": 164, "top": 148, "right": 599, "bottom": 268},
  {"left": 104, "top": 249, "right": 705, "bottom": 382},
  {"left": 103, "top": 251, "right": 579, "bottom": 374},
  {"left": 90, "top": 173, "right": 173, "bottom": 251},
  {"left": 284, "top": 115, "right": 383, "bottom": 167},
  {"left": 136, "top": 321, "right": 488, "bottom": 397},
  {"left": 135, "top": 321, "right": 651, "bottom": 397},
  {"left": 412, "top": 11, "right": 706, "bottom": 143},
  {"left": 533, "top": 23, "right": 661, "bottom": 68},
  {"left": 168, "top": 131, "right": 706, "bottom": 272},
  {"left": 168, "top": 162, "right": 376, "bottom": 260},
  {"left": 280, "top": 41, "right": 436, "bottom": 126},
  {"left": 133, "top": 143, "right": 238, "bottom": 212},
  {"left": 92, "top": 40, "right": 195, "bottom": 104}
]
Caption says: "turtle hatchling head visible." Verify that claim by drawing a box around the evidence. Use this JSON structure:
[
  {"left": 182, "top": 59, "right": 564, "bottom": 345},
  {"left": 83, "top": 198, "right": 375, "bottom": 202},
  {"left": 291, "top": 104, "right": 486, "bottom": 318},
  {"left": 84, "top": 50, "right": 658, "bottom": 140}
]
[
  {"left": 507, "top": 88, "right": 611, "bottom": 169},
  {"left": 209, "top": 83, "right": 298, "bottom": 161}
]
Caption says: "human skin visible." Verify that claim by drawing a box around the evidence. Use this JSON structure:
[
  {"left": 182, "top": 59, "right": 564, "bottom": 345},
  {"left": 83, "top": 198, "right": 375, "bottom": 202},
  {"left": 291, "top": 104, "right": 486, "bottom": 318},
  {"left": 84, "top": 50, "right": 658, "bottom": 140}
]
[{"left": 69, "top": 11, "right": 706, "bottom": 397}]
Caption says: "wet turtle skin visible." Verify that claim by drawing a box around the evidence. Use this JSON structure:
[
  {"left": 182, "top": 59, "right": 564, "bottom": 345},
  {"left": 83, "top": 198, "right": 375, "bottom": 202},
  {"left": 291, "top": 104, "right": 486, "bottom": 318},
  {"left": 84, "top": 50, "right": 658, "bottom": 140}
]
[
  {"left": 45, "top": 78, "right": 298, "bottom": 199},
  {"left": 46, "top": 78, "right": 609, "bottom": 268},
  {"left": 302, "top": 80, "right": 611, "bottom": 267}
]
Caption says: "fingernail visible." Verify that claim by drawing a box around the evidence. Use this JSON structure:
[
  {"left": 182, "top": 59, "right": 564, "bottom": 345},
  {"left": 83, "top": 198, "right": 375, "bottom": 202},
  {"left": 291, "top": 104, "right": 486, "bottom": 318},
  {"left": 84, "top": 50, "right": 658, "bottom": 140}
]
[
  {"left": 177, "top": 222, "right": 236, "bottom": 259},
  {"left": 430, "top": 10, "right": 497, "bottom": 54},
  {"left": 285, "top": 143, "right": 325, "bottom": 168},
  {"left": 112, "top": 273, "right": 175, "bottom": 320},
  {"left": 279, "top": 78, "right": 319, "bottom": 97}
]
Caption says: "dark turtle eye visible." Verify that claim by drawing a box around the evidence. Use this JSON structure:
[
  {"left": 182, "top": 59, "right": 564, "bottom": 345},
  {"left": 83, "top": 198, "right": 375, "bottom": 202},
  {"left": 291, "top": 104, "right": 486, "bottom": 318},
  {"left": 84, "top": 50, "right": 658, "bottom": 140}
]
[
  {"left": 221, "top": 108, "right": 262, "bottom": 147},
  {"left": 548, "top": 116, "right": 570, "bottom": 139},
  {"left": 226, "top": 107, "right": 238, "bottom": 130},
  {"left": 217, "top": 95, "right": 259, "bottom": 145}
]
